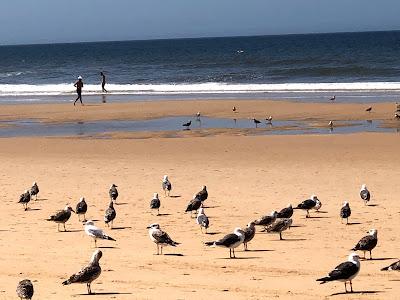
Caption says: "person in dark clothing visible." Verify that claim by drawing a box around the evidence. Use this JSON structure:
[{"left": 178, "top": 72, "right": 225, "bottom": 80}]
[
  {"left": 74, "top": 76, "right": 84, "bottom": 106},
  {"left": 100, "top": 72, "right": 108, "bottom": 93}
]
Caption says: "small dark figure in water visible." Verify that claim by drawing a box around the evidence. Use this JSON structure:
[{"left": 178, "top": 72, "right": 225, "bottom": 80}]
[
  {"left": 100, "top": 72, "right": 108, "bottom": 93},
  {"left": 74, "top": 76, "right": 84, "bottom": 106}
]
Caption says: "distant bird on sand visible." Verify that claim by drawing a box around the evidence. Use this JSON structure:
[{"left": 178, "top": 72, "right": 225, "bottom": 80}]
[
  {"left": 185, "top": 195, "right": 202, "bottom": 217},
  {"left": 150, "top": 193, "right": 161, "bottom": 215},
  {"left": 18, "top": 190, "right": 31, "bottom": 211},
  {"left": 85, "top": 220, "right": 116, "bottom": 247},
  {"left": 162, "top": 175, "right": 172, "bottom": 197},
  {"left": 29, "top": 182, "right": 39, "bottom": 200},
  {"left": 147, "top": 223, "right": 180, "bottom": 255},
  {"left": 295, "top": 195, "right": 320, "bottom": 218},
  {"left": 266, "top": 116, "right": 273, "bottom": 124},
  {"left": 182, "top": 120, "right": 192, "bottom": 129},
  {"left": 16, "top": 279, "right": 34, "bottom": 300},
  {"left": 395, "top": 112, "right": 400, "bottom": 119},
  {"left": 253, "top": 118, "right": 261, "bottom": 128},
  {"left": 316, "top": 253, "right": 360, "bottom": 293},
  {"left": 109, "top": 184, "right": 118, "bottom": 202},
  {"left": 351, "top": 229, "right": 378, "bottom": 259},
  {"left": 329, "top": 121, "right": 334, "bottom": 129},
  {"left": 242, "top": 221, "right": 256, "bottom": 251},
  {"left": 313, "top": 197, "right": 322, "bottom": 211},
  {"left": 254, "top": 211, "right": 278, "bottom": 228},
  {"left": 76, "top": 197, "right": 88, "bottom": 222},
  {"left": 277, "top": 204, "right": 293, "bottom": 219},
  {"left": 232, "top": 106, "right": 237, "bottom": 113},
  {"left": 365, "top": 106, "right": 372, "bottom": 112},
  {"left": 359, "top": 184, "right": 370, "bottom": 205},
  {"left": 195, "top": 185, "right": 208, "bottom": 202},
  {"left": 330, "top": 95, "right": 336, "bottom": 101},
  {"left": 340, "top": 201, "right": 351, "bottom": 224},
  {"left": 47, "top": 206, "right": 75, "bottom": 231},
  {"left": 196, "top": 112, "right": 201, "bottom": 120},
  {"left": 104, "top": 201, "right": 116, "bottom": 228},
  {"left": 196, "top": 207, "right": 209, "bottom": 233},
  {"left": 205, "top": 228, "right": 245, "bottom": 258},
  {"left": 381, "top": 260, "right": 400, "bottom": 271},
  {"left": 266, "top": 218, "right": 293, "bottom": 240},
  {"left": 62, "top": 250, "right": 102, "bottom": 295}
]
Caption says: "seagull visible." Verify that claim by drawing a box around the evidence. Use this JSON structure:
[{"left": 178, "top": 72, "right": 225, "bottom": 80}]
[
  {"left": 29, "top": 182, "right": 39, "bottom": 200},
  {"left": 340, "top": 201, "right": 351, "bottom": 224},
  {"left": 313, "top": 197, "right": 322, "bottom": 212},
  {"left": 18, "top": 190, "right": 31, "bottom": 211},
  {"left": 232, "top": 106, "right": 237, "bottom": 113},
  {"left": 242, "top": 221, "right": 256, "bottom": 250},
  {"left": 329, "top": 121, "right": 334, "bottom": 129},
  {"left": 295, "top": 195, "right": 319, "bottom": 218},
  {"left": 109, "top": 184, "right": 118, "bottom": 202},
  {"left": 147, "top": 223, "right": 180, "bottom": 255},
  {"left": 84, "top": 220, "right": 116, "bottom": 247},
  {"left": 266, "top": 218, "right": 293, "bottom": 240},
  {"left": 62, "top": 250, "right": 102, "bottom": 295},
  {"left": 195, "top": 185, "right": 208, "bottom": 202},
  {"left": 359, "top": 184, "right": 370, "bottom": 205},
  {"left": 150, "top": 193, "right": 161, "bottom": 215},
  {"left": 196, "top": 207, "right": 209, "bottom": 233},
  {"left": 266, "top": 116, "right": 273, "bottom": 124},
  {"left": 395, "top": 112, "right": 400, "bottom": 119},
  {"left": 329, "top": 95, "right": 336, "bottom": 101},
  {"left": 46, "top": 206, "right": 75, "bottom": 231},
  {"left": 196, "top": 112, "right": 201, "bottom": 120},
  {"left": 252, "top": 118, "right": 261, "bottom": 128},
  {"left": 254, "top": 211, "right": 278, "bottom": 229},
  {"left": 365, "top": 106, "right": 372, "bottom": 112},
  {"left": 16, "top": 279, "right": 34, "bottom": 300},
  {"left": 182, "top": 120, "right": 191, "bottom": 129},
  {"left": 277, "top": 204, "right": 293, "bottom": 218},
  {"left": 76, "top": 197, "right": 88, "bottom": 222},
  {"left": 381, "top": 260, "right": 400, "bottom": 271},
  {"left": 185, "top": 195, "right": 202, "bottom": 217},
  {"left": 104, "top": 201, "right": 116, "bottom": 228},
  {"left": 351, "top": 229, "right": 378, "bottom": 259},
  {"left": 205, "top": 228, "right": 245, "bottom": 258},
  {"left": 162, "top": 175, "right": 172, "bottom": 197},
  {"left": 316, "top": 253, "right": 360, "bottom": 293}
]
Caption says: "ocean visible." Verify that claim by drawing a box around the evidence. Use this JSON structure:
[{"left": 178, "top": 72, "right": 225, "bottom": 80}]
[{"left": 1, "top": 31, "right": 400, "bottom": 103}]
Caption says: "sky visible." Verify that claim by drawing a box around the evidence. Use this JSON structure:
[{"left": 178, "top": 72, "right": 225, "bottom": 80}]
[{"left": 0, "top": 0, "right": 399, "bottom": 45}]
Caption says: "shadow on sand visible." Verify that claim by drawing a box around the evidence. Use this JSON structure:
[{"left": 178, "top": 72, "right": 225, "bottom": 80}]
[
  {"left": 163, "top": 253, "right": 184, "bottom": 257},
  {"left": 169, "top": 195, "right": 181, "bottom": 198},
  {"left": 76, "top": 292, "right": 133, "bottom": 296},
  {"left": 330, "top": 291, "right": 381, "bottom": 297},
  {"left": 111, "top": 226, "right": 132, "bottom": 230}
]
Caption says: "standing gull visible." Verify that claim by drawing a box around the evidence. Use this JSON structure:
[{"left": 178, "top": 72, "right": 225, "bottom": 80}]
[
  {"left": 85, "top": 220, "right": 116, "bottom": 247},
  {"left": 46, "top": 206, "right": 75, "bottom": 231},
  {"left": 381, "top": 260, "right": 400, "bottom": 271},
  {"left": 76, "top": 197, "right": 88, "bottom": 222},
  {"left": 359, "top": 184, "right": 370, "bottom": 205},
  {"left": 18, "top": 190, "right": 31, "bottom": 211},
  {"left": 277, "top": 204, "right": 293, "bottom": 218},
  {"left": 104, "top": 201, "right": 116, "bottom": 228},
  {"left": 109, "top": 184, "right": 118, "bottom": 202},
  {"left": 185, "top": 195, "right": 202, "bottom": 217},
  {"left": 351, "top": 229, "right": 378, "bottom": 259},
  {"left": 252, "top": 118, "right": 261, "bottom": 128},
  {"left": 365, "top": 106, "right": 372, "bottom": 112},
  {"left": 196, "top": 207, "right": 209, "bottom": 233},
  {"left": 147, "top": 223, "right": 180, "bottom": 255},
  {"left": 196, "top": 111, "right": 201, "bottom": 120},
  {"left": 150, "top": 193, "right": 161, "bottom": 215},
  {"left": 266, "top": 218, "right": 293, "bottom": 240},
  {"left": 295, "top": 195, "right": 319, "bottom": 218},
  {"left": 16, "top": 279, "right": 34, "bottom": 300},
  {"left": 316, "top": 253, "right": 361, "bottom": 293},
  {"left": 340, "top": 201, "right": 351, "bottom": 224},
  {"left": 313, "top": 196, "right": 322, "bottom": 212},
  {"left": 196, "top": 185, "right": 208, "bottom": 202},
  {"left": 329, "top": 95, "right": 336, "bottom": 101},
  {"left": 266, "top": 116, "right": 273, "bottom": 125},
  {"left": 205, "top": 228, "right": 245, "bottom": 258},
  {"left": 162, "top": 175, "right": 172, "bottom": 197},
  {"left": 254, "top": 211, "right": 278, "bottom": 229},
  {"left": 29, "top": 182, "right": 39, "bottom": 200},
  {"left": 232, "top": 106, "right": 237, "bottom": 113},
  {"left": 242, "top": 221, "right": 256, "bottom": 251},
  {"left": 62, "top": 250, "right": 102, "bottom": 295},
  {"left": 182, "top": 120, "right": 191, "bottom": 129}
]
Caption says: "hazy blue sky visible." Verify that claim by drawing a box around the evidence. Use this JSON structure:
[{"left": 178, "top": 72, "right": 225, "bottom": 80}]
[{"left": 1, "top": 0, "right": 399, "bottom": 45}]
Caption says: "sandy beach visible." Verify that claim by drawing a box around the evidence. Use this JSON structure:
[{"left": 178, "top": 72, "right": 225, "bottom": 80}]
[{"left": 0, "top": 100, "right": 399, "bottom": 299}]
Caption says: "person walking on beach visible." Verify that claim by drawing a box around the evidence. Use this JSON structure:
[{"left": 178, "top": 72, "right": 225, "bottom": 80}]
[
  {"left": 74, "top": 76, "right": 84, "bottom": 106},
  {"left": 100, "top": 72, "right": 108, "bottom": 93}
]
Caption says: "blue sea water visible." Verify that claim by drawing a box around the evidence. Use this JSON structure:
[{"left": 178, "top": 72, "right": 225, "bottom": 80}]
[{"left": 1, "top": 31, "right": 400, "bottom": 103}]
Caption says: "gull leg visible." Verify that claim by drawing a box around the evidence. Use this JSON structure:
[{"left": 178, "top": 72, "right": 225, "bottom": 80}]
[
  {"left": 83, "top": 214, "right": 86, "bottom": 222},
  {"left": 161, "top": 246, "right": 163, "bottom": 255},
  {"left": 111, "top": 220, "right": 113, "bottom": 229},
  {"left": 57, "top": 223, "right": 60, "bottom": 232},
  {"left": 157, "top": 208, "right": 160, "bottom": 216},
  {"left": 369, "top": 251, "right": 372, "bottom": 260},
  {"left": 279, "top": 232, "right": 283, "bottom": 240},
  {"left": 64, "top": 223, "right": 67, "bottom": 232},
  {"left": 344, "top": 282, "right": 347, "bottom": 293},
  {"left": 232, "top": 248, "right": 236, "bottom": 258},
  {"left": 78, "top": 214, "right": 81, "bottom": 222},
  {"left": 229, "top": 249, "right": 232, "bottom": 258},
  {"left": 306, "top": 210, "right": 309, "bottom": 218},
  {"left": 94, "top": 239, "right": 97, "bottom": 248},
  {"left": 346, "top": 218, "right": 349, "bottom": 225},
  {"left": 350, "top": 281, "right": 353, "bottom": 293}
]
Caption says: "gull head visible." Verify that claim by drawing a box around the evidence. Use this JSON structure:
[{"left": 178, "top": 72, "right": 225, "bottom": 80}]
[
  {"left": 348, "top": 252, "right": 360, "bottom": 263},
  {"left": 368, "top": 229, "right": 378, "bottom": 238},
  {"left": 91, "top": 250, "right": 103, "bottom": 263},
  {"left": 85, "top": 220, "right": 95, "bottom": 226},
  {"left": 110, "top": 184, "right": 117, "bottom": 188},
  {"left": 153, "top": 193, "right": 159, "bottom": 199},
  {"left": 65, "top": 206, "right": 75, "bottom": 213},
  {"left": 163, "top": 175, "right": 168, "bottom": 181},
  {"left": 80, "top": 196, "right": 85, "bottom": 202},
  {"left": 271, "top": 210, "right": 278, "bottom": 217},
  {"left": 147, "top": 223, "right": 160, "bottom": 230},
  {"left": 361, "top": 184, "right": 367, "bottom": 189}
]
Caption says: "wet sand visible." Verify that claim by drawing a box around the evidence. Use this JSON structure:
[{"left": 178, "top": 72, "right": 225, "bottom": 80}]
[{"left": 0, "top": 130, "right": 399, "bottom": 299}]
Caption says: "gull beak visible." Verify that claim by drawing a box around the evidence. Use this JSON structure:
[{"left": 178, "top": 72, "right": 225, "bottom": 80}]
[
  {"left": 71, "top": 209, "right": 76, "bottom": 213},
  {"left": 146, "top": 226, "right": 151, "bottom": 229}
]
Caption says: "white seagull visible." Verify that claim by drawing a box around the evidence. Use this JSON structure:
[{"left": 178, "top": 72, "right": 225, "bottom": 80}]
[
  {"left": 84, "top": 220, "right": 116, "bottom": 247},
  {"left": 205, "top": 228, "right": 245, "bottom": 258}
]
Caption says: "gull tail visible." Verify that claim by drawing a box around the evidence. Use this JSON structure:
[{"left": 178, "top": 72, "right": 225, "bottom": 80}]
[
  {"left": 316, "top": 277, "right": 331, "bottom": 284},
  {"left": 381, "top": 266, "right": 390, "bottom": 271},
  {"left": 104, "top": 235, "right": 116, "bottom": 241},
  {"left": 204, "top": 241, "right": 215, "bottom": 247},
  {"left": 170, "top": 241, "right": 180, "bottom": 247},
  {"left": 62, "top": 279, "right": 71, "bottom": 285}
]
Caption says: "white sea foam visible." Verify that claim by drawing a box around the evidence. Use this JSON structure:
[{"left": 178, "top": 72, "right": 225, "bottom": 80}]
[{"left": 1, "top": 82, "right": 400, "bottom": 96}]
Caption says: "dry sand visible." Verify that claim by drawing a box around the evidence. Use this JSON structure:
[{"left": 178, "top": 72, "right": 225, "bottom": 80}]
[{"left": 0, "top": 100, "right": 399, "bottom": 299}]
